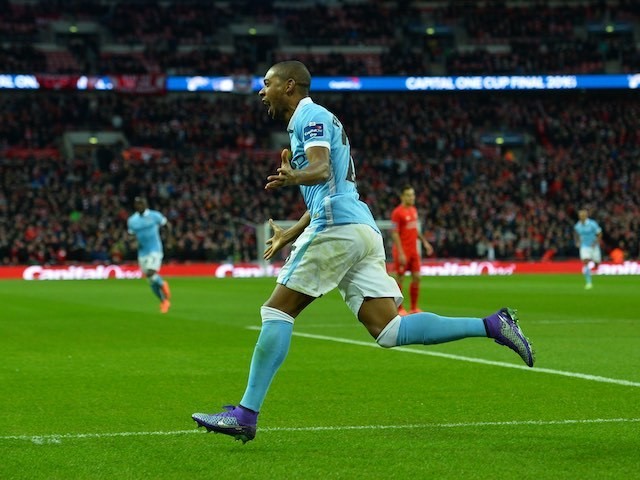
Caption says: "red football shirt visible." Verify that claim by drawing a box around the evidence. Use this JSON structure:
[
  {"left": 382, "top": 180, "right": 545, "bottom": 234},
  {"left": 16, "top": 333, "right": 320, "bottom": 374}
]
[{"left": 391, "top": 205, "right": 419, "bottom": 253}]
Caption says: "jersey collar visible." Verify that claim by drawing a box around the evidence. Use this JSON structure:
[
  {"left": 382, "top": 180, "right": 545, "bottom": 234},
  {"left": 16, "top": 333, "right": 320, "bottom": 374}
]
[{"left": 287, "top": 97, "right": 313, "bottom": 132}]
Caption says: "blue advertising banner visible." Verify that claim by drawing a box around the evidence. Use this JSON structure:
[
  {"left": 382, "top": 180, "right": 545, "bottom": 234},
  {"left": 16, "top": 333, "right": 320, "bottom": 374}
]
[
  {"left": 2, "top": 73, "right": 639, "bottom": 92},
  {"left": 172, "top": 73, "right": 640, "bottom": 92}
]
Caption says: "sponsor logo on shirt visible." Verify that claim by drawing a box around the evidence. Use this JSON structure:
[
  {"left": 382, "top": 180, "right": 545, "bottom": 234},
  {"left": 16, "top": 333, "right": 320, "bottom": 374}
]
[{"left": 303, "top": 122, "right": 324, "bottom": 141}]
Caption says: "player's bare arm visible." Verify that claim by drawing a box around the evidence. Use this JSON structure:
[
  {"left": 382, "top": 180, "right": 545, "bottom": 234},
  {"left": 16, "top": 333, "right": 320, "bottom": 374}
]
[
  {"left": 418, "top": 233, "right": 434, "bottom": 256},
  {"left": 265, "top": 147, "right": 330, "bottom": 190},
  {"left": 264, "top": 212, "right": 311, "bottom": 261},
  {"left": 391, "top": 230, "right": 406, "bottom": 265}
]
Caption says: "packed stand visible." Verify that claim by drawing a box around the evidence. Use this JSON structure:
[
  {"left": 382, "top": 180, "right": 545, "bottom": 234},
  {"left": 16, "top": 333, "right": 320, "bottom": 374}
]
[
  {"left": 1, "top": 1, "right": 639, "bottom": 76},
  {"left": 1, "top": 91, "right": 639, "bottom": 266},
  {"left": 445, "top": 40, "right": 607, "bottom": 76},
  {"left": 444, "top": 1, "right": 640, "bottom": 75},
  {"left": 621, "top": 44, "right": 640, "bottom": 72},
  {"left": 275, "top": 2, "right": 396, "bottom": 48},
  {"left": 0, "top": 1, "right": 39, "bottom": 43}
]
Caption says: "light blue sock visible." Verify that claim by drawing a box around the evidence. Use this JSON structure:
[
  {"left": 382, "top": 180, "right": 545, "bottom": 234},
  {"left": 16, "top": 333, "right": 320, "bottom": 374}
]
[
  {"left": 149, "top": 282, "right": 162, "bottom": 300},
  {"left": 584, "top": 265, "right": 592, "bottom": 284},
  {"left": 397, "top": 312, "right": 487, "bottom": 346},
  {"left": 149, "top": 274, "right": 165, "bottom": 300},
  {"left": 240, "top": 319, "right": 293, "bottom": 412}
]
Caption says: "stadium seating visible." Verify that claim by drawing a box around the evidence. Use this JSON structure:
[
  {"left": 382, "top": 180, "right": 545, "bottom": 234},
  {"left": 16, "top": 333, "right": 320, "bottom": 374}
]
[
  {"left": 0, "top": 1, "right": 639, "bottom": 265},
  {"left": 2, "top": 1, "right": 638, "bottom": 75}
]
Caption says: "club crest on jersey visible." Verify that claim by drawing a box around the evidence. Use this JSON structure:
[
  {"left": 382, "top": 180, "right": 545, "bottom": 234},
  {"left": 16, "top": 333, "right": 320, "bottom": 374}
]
[{"left": 303, "top": 122, "right": 324, "bottom": 140}]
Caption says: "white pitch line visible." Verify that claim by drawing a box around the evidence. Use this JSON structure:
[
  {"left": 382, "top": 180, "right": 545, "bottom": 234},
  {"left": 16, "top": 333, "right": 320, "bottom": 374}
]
[
  {"left": 246, "top": 327, "right": 640, "bottom": 388},
  {"left": 265, "top": 418, "right": 640, "bottom": 431},
  {"left": 2, "top": 418, "right": 639, "bottom": 443}
]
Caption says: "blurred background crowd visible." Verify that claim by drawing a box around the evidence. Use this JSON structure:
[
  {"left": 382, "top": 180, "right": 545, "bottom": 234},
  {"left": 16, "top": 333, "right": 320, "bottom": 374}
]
[{"left": 1, "top": 0, "right": 639, "bottom": 265}]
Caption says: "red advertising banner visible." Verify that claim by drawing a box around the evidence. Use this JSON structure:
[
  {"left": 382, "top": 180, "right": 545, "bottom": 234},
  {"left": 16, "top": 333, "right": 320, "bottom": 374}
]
[
  {"left": 0, "top": 260, "right": 639, "bottom": 281},
  {"left": 32, "top": 74, "right": 166, "bottom": 93},
  {"left": 111, "top": 75, "right": 166, "bottom": 94},
  {"left": 3, "top": 147, "right": 61, "bottom": 159}
]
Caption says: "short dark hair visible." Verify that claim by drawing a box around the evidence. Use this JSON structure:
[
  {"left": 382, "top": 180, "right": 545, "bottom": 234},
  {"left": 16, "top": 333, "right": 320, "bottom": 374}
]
[{"left": 272, "top": 60, "right": 311, "bottom": 93}]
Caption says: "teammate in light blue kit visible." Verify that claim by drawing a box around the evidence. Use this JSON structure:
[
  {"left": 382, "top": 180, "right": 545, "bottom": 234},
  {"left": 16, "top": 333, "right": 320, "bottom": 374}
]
[
  {"left": 127, "top": 197, "right": 171, "bottom": 313},
  {"left": 192, "top": 61, "right": 535, "bottom": 443},
  {"left": 574, "top": 208, "right": 602, "bottom": 289}
]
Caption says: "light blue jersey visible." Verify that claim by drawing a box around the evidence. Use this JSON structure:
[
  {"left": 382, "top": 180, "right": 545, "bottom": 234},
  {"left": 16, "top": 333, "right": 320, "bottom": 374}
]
[
  {"left": 287, "top": 97, "right": 378, "bottom": 232},
  {"left": 127, "top": 209, "right": 167, "bottom": 256},
  {"left": 574, "top": 218, "right": 601, "bottom": 247}
]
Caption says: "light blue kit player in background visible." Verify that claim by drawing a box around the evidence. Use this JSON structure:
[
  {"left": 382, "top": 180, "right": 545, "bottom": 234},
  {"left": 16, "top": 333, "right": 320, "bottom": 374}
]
[
  {"left": 192, "top": 61, "right": 536, "bottom": 443},
  {"left": 574, "top": 208, "right": 603, "bottom": 289},
  {"left": 127, "top": 196, "right": 172, "bottom": 313}
]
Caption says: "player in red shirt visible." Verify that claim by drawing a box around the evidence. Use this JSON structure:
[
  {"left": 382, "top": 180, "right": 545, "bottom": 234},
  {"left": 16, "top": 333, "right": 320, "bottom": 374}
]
[{"left": 391, "top": 185, "right": 433, "bottom": 315}]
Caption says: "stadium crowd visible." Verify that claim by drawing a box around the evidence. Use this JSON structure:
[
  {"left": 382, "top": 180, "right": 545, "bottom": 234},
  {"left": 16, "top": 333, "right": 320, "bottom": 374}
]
[
  {"left": 0, "top": 0, "right": 639, "bottom": 266},
  {"left": 0, "top": 0, "right": 639, "bottom": 75},
  {"left": 1, "top": 89, "right": 638, "bottom": 265}
]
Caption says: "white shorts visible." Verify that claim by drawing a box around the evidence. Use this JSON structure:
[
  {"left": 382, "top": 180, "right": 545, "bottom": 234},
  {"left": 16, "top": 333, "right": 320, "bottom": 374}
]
[
  {"left": 138, "top": 252, "right": 163, "bottom": 273},
  {"left": 579, "top": 246, "right": 601, "bottom": 264},
  {"left": 277, "top": 224, "right": 403, "bottom": 316}
]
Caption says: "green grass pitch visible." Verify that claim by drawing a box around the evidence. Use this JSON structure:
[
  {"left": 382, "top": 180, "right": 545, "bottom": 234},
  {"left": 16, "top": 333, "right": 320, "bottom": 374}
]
[{"left": 1, "top": 274, "right": 639, "bottom": 479}]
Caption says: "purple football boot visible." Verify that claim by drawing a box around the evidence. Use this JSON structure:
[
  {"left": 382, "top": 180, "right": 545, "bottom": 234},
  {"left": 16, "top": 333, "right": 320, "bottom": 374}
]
[
  {"left": 192, "top": 405, "right": 257, "bottom": 444},
  {"left": 484, "top": 308, "right": 535, "bottom": 367}
]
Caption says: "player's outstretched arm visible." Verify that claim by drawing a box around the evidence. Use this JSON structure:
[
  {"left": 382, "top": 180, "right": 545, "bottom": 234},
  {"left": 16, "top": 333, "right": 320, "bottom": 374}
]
[{"left": 264, "top": 212, "right": 311, "bottom": 261}]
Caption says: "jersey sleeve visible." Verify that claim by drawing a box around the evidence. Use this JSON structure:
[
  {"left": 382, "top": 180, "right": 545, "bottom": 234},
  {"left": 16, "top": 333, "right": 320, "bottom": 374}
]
[
  {"left": 152, "top": 210, "right": 168, "bottom": 226},
  {"left": 299, "top": 108, "right": 332, "bottom": 151}
]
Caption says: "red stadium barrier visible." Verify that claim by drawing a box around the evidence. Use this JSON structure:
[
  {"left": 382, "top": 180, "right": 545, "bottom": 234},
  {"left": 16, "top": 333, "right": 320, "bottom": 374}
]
[{"left": 1, "top": 260, "right": 639, "bottom": 280}]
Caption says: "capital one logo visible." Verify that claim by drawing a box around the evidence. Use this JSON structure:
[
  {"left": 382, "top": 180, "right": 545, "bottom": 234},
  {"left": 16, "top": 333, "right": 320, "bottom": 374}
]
[{"left": 23, "top": 265, "right": 142, "bottom": 280}]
